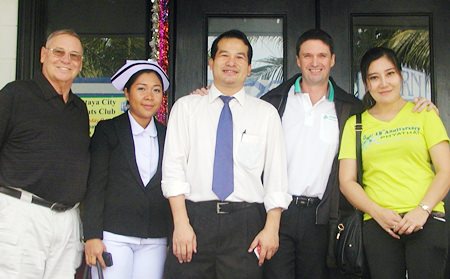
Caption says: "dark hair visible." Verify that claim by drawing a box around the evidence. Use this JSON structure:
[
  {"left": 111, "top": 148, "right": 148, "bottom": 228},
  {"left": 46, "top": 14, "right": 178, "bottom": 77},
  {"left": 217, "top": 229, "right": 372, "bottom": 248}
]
[
  {"left": 124, "top": 69, "right": 163, "bottom": 91},
  {"left": 210, "top": 29, "right": 253, "bottom": 64},
  {"left": 360, "top": 47, "right": 402, "bottom": 109},
  {"left": 296, "top": 29, "right": 334, "bottom": 56}
]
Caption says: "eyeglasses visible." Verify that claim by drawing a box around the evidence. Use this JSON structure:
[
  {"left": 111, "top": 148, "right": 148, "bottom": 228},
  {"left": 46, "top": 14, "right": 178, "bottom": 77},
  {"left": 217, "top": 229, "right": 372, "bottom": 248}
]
[{"left": 46, "top": 47, "right": 83, "bottom": 62}]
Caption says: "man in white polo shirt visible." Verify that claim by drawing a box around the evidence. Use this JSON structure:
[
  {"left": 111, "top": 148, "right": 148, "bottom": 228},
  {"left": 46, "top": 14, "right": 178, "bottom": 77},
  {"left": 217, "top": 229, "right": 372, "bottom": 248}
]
[{"left": 262, "top": 28, "right": 363, "bottom": 279}]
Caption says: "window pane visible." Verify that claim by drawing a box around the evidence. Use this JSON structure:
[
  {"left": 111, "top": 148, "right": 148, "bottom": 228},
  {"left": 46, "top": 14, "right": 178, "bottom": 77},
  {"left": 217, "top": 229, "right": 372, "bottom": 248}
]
[
  {"left": 207, "top": 17, "right": 284, "bottom": 98},
  {"left": 73, "top": 35, "right": 146, "bottom": 135},
  {"left": 80, "top": 36, "right": 146, "bottom": 78},
  {"left": 352, "top": 15, "right": 431, "bottom": 101},
  {"left": 46, "top": 0, "right": 148, "bottom": 135}
]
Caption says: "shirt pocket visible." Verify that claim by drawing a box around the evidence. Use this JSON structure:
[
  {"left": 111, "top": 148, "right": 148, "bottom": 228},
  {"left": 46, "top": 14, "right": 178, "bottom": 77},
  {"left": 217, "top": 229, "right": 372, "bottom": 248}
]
[
  {"left": 236, "top": 134, "right": 263, "bottom": 170},
  {"left": 319, "top": 113, "right": 339, "bottom": 144}
]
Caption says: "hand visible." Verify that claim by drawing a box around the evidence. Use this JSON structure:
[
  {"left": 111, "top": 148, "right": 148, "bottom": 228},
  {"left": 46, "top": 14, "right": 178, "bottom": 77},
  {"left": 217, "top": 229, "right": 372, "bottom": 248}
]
[
  {"left": 412, "top": 97, "right": 439, "bottom": 114},
  {"left": 394, "top": 207, "right": 428, "bottom": 235},
  {"left": 371, "top": 207, "right": 402, "bottom": 239},
  {"left": 190, "top": 87, "right": 209, "bottom": 96},
  {"left": 172, "top": 221, "right": 197, "bottom": 263},
  {"left": 84, "top": 239, "right": 107, "bottom": 268},
  {"left": 248, "top": 226, "right": 279, "bottom": 266}
]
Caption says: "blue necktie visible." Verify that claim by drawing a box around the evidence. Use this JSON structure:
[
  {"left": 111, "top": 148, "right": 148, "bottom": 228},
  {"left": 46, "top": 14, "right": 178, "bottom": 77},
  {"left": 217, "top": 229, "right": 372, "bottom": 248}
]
[{"left": 212, "top": 96, "right": 234, "bottom": 200}]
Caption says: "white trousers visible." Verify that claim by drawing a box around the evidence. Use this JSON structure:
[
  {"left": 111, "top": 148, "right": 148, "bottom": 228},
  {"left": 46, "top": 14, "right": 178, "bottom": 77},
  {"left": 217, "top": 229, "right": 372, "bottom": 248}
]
[
  {"left": 0, "top": 193, "right": 83, "bottom": 279},
  {"left": 91, "top": 231, "right": 167, "bottom": 279}
]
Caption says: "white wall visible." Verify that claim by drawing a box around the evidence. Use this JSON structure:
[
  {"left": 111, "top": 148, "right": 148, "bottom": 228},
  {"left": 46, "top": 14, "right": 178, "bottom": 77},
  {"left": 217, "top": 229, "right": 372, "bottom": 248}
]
[{"left": 0, "top": 0, "right": 18, "bottom": 89}]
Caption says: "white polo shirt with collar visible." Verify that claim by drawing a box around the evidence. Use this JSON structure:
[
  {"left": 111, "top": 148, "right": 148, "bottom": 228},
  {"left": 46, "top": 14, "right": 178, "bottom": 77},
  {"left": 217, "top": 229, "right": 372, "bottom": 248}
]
[{"left": 282, "top": 77, "right": 339, "bottom": 199}]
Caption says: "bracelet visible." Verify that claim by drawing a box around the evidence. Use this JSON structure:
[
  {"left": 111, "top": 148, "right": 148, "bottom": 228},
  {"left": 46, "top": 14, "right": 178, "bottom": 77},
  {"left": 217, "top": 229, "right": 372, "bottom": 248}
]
[{"left": 418, "top": 203, "right": 432, "bottom": 215}]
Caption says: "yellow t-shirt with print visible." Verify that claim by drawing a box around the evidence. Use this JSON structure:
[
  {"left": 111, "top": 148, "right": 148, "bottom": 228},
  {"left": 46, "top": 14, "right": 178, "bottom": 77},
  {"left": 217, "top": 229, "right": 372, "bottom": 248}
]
[{"left": 339, "top": 102, "right": 449, "bottom": 221}]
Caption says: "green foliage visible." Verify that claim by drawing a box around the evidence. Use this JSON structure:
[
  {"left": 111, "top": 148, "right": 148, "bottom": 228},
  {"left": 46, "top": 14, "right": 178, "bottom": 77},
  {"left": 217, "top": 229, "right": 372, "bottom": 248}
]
[
  {"left": 80, "top": 36, "right": 146, "bottom": 78},
  {"left": 383, "top": 30, "right": 430, "bottom": 74},
  {"left": 352, "top": 27, "right": 430, "bottom": 80}
]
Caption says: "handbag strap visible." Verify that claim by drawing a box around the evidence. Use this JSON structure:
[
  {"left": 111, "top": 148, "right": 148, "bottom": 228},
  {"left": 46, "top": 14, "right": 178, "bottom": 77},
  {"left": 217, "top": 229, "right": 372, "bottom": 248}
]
[
  {"left": 355, "top": 113, "right": 363, "bottom": 186},
  {"left": 97, "top": 261, "right": 104, "bottom": 279},
  {"left": 82, "top": 262, "right": 104, "bottom": 279}
]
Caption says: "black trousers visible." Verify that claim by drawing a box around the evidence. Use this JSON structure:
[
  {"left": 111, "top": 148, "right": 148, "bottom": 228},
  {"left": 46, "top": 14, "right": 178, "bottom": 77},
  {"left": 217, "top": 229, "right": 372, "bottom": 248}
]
[
  {"left": 264, "top": 202, "right": 328, "bottom": 279},
  {"left": 164, "top": 200, "right": 266, "bottom": 279},
  {"left": 363, "top": 216, "right": 448, "bottom": 279}
]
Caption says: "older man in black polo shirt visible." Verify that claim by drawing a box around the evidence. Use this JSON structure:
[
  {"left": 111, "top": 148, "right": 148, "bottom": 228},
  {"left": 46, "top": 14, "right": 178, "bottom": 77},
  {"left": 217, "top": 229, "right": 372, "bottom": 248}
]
[{"left": 0, "top": 29, "right": 90, "bottom": 278}]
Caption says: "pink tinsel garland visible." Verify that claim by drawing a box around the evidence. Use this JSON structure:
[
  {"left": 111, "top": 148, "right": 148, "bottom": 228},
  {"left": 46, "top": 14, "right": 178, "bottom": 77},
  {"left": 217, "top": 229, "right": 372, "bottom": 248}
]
[{"left": 151, "top": 0, "right": 169, "bottom": 124}]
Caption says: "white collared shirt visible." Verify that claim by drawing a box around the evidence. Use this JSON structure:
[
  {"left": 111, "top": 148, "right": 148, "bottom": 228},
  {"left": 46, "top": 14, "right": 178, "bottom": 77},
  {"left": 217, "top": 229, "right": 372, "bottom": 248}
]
[
  {"left": 282, "top": 85, "right": 339, "bottom": 198},
  {"left": 162, "top": 84, "right": 291, "bottom": 211},
  {"left": 128, "top": 111, "right": 159, "bottom": 186}
]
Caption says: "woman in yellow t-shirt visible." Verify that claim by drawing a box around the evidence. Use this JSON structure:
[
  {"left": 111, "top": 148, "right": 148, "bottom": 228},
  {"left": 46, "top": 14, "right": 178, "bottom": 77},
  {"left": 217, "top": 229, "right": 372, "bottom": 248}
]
[{"left": 339, "top": 47, "right": 450, "bottom": 279}]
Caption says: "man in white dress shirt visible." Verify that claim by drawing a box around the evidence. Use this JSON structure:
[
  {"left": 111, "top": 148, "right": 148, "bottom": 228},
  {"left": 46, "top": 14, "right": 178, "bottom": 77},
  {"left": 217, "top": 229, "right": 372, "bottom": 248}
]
[{"left": 162, "top": 29, "right": 291, "bottom": 279}]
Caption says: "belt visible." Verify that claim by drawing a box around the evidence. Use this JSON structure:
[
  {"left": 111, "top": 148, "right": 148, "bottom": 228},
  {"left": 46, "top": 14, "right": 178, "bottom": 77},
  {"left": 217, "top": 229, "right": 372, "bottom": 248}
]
[
  {"left": 186, "top": 200, "right": 260, "bottom": 214},
  {"left": 0, "top": 185, "right": 75, "bottom": 212},
  {"left": 292, "top": 195, "right": 320, "bottom": 208}
]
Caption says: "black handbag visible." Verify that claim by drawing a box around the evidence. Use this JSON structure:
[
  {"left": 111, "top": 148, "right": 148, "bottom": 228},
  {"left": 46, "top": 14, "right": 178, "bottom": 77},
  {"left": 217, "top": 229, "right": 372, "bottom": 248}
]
[
  {"left": 335, "top": 113, "right": 366, "bottom": 276},
  {"left": 82, "top": 261, "right": 104, "bottom": 279}
]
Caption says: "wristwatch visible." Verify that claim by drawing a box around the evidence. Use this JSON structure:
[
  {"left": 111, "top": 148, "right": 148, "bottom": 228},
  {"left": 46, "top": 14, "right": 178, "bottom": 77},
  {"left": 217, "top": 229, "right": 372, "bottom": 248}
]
[{"left": 418, "top": 202, "right": 431, "bottom": 215}]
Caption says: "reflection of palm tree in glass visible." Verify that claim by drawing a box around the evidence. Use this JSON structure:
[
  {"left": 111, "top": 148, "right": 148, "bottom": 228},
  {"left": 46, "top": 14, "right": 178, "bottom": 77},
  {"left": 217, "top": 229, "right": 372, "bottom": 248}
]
[
  {"left": 248, "top": 36, "right": 283, "bottom": 81},
  {"left": 248, "top": 56, "right": 283, "bottom": 97},
  {"left": 250, "top": 57, "right": 283, "bottom": 81},
  {"left": 383, "top": 30, "right": 429, "bottom": 74},
  {"left": 353, "top": 28, "right": 395, "bottom": 82},
  {"left": 354, "top": 28, "right": 429, "bottom": 74},
  {"left": 353, "top": 28, "right": 430, "bottom": 97},
  {"left": 246, "top": 36, "right": 283, "bottom": 97}
]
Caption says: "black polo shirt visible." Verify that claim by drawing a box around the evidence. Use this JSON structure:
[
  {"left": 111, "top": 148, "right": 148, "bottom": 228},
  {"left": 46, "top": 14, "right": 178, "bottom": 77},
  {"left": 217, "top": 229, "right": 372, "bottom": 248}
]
[{"left": 0, "top": 72, "right": 90, "bottom": 205}]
